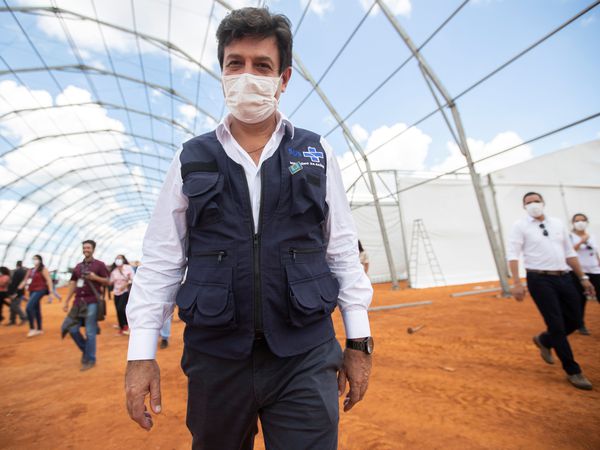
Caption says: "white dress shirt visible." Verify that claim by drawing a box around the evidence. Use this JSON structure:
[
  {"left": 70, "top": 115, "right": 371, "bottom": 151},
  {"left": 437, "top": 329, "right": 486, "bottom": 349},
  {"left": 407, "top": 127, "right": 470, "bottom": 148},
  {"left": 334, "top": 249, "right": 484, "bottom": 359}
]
[
  {"left": 506, "top": 215, "right": 577, "bottom": 270},
  {"left": 126, "top": 112, "right": 373, "bottom": 360},
  {"left": 570, "top": 232, "right": 600, "bottom": 274}
]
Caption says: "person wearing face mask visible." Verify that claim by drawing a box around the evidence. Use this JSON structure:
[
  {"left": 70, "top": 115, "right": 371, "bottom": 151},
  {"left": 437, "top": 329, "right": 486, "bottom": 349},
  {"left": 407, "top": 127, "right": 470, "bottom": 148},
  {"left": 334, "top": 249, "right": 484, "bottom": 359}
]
[
  {"left": 507, "top": 192, "right": 596, "bottom": 390},
  {"left": 109, "top": 254, "right": 135, "bottom": 336},
  {"left": 569, "top": 213, "right": 600, "bottom": 335},
  {"left": 124, "top": 7, "right": 373, "bottom": 448},
  {"left": 17, "top": 255, "right": 54, "bottom": 338}
]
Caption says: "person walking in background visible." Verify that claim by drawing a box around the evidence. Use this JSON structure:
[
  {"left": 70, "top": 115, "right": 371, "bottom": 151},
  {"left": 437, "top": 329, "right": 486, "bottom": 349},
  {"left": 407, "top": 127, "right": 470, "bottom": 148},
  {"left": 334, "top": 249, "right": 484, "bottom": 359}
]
[
  {"left": 359, "top": 240, "right": 369, "bottom": 274},
  {"left": 7, "top": 261, "right": 27, "bottom": 326},
  {"left": 49, "top": 270, "right": 62, "bottom": 303},
  {"left": 0, "top": 267, "right": 11, "bottom": 323},
  {"left": 19, "top": 255, "right": 54, "bottom": 337},
  {"left": 570, "top": 213, "right": 600, "bottom": 336},
  {"left": 109, "top": 254, "right": 134, "bottom": 336},
  {"left": 61, "top": 240, "right": 110, "bottom": 371},
  {"left": 508, "top": 192, "right": 596, "bottom": 390},
  {"left": 159, "top": 315, "right": 172, "bottom": 350}
]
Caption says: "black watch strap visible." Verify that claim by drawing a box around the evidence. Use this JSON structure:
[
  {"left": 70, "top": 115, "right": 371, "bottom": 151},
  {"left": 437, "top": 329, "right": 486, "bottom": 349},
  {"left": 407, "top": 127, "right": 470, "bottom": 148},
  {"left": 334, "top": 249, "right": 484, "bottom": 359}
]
[{"left": 345, "top": 337, "right": 374, "bottom": 354}]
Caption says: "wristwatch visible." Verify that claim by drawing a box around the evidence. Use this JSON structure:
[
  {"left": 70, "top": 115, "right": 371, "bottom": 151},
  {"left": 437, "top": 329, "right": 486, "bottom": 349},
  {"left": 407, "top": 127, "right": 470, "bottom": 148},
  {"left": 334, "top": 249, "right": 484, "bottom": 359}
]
[
  {"left": 346, "top": 337, "right": 374, "bottom": 355},
  {"left": 580, "top": 275, "right": 590, "bottom": 281}
]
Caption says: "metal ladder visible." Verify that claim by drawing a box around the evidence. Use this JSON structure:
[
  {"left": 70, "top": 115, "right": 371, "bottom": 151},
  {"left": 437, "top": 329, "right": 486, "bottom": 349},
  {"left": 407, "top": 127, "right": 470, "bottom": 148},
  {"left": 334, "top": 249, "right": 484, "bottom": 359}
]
[{"left": 409, "top": 219, "right": 446, "bottom": 287}]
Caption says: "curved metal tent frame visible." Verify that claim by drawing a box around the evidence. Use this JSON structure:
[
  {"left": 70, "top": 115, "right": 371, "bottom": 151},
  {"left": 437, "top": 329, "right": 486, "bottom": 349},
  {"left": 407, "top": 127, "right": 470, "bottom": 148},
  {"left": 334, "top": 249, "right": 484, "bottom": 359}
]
[
  {"left": 1, "top": 0, "right": 597, "bottom": 294},
  {"left": 0, "top": 102, "right": 196, "bottom": 135}
]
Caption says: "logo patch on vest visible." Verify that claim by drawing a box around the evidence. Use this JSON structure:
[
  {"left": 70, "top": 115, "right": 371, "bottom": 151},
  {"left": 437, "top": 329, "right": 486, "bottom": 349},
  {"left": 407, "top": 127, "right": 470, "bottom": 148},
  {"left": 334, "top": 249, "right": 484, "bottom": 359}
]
[
  {"left": 303, "top": 146, "right": 324, "bottom": 163},
  {"left": 288, "top": 146, "right": 325, "bottom": 170}
]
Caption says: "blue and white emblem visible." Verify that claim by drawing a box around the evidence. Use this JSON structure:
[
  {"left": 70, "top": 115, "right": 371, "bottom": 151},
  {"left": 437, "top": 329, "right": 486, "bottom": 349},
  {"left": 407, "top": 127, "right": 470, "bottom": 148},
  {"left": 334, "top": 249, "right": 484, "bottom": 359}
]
[{"left": 302, "top": 146, "right": 324, "bottom": 163}]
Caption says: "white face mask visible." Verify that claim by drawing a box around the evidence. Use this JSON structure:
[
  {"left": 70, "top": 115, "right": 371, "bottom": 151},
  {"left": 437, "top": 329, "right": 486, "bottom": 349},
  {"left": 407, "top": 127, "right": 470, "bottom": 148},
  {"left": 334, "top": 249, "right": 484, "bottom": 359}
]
[
  {"left": 574, "top": 221, "right": 588, "bottom": 231},
  {"left": 115, "top": 258, "right": 124, "bottom": 267},
  {"left": 222, "top": 73, "right": 281, "bottom": 124},
  {"left": 525, "top": 202, "right": 544, "bottom": 218},
  {"left": 32, "top": 259, "right": 40, "bottom": 267}
]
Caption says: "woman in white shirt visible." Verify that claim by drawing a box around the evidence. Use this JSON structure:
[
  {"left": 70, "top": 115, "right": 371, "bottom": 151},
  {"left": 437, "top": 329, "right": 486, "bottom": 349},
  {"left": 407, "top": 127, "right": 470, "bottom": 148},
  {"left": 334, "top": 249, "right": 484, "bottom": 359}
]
[
  {"left": 109, "top": 255, "right": 134, "bottom": 335},
  {"left": 570, "top": 213, "right": 600, "bottom": 335}
]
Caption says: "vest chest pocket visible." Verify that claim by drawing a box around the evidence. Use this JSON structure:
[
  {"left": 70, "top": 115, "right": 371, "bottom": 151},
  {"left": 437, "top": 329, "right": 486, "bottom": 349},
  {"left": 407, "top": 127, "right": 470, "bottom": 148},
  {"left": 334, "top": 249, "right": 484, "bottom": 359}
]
[
  {"left": 285, "top": 262, "right": 339, "bottom": 327},
  {"left": 175, "top": 267, "right": 236, "bottom": 330},
  {"left": 182, "top": 171, "right": 224, "bottom": 227},
  {"left": 290, "top": 169, "right": 327, "bottom": 223}
]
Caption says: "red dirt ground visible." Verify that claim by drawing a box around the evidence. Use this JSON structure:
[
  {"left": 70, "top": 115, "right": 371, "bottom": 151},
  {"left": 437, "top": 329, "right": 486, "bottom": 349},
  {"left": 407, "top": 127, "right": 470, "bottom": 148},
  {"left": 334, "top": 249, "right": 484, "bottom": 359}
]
[{"left": 1, "top": 282, "right": 599, "bottom": 449}]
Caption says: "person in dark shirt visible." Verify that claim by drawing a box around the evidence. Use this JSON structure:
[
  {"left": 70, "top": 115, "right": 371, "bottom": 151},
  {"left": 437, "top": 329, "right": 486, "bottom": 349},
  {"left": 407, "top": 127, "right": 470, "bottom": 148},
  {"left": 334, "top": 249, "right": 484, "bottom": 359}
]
[
  {"left": 62, "top": 240, "right": 109, "bottom": 371},
  {"left": 6, "top": 261, "right": 27, "bottom": 325}
]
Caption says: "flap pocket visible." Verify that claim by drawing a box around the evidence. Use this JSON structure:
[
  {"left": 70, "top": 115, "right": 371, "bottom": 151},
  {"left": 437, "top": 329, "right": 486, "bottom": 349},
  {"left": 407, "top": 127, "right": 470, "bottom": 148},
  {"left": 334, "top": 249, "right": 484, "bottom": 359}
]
[
  {"left": 285, "top": 263, "right": 339, "bottom": 327},
  {"left": 175, "top": 268, "right": 236, "bottom": 329},
  {"left": 182, "top": 171, "right": 220, "bottom": 197}
]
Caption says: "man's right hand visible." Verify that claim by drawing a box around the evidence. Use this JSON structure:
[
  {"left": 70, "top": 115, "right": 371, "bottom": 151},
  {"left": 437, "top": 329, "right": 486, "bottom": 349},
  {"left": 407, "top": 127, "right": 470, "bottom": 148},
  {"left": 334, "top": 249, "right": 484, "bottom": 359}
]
[
  {"left": 511, "top": 284, "right": 526, "bottom": 302},
  {"left": 125, "top": 360, "right": 162, "bottom": 431}
]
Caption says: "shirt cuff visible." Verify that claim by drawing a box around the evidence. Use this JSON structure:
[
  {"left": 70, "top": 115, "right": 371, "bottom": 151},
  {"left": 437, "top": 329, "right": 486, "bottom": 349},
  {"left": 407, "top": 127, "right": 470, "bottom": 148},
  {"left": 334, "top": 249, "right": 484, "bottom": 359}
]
[
  {"left": 341, "top": 309, "right": 371, "bottom": 339},
  {"left": 127, "top": 328, "right": 160, "bottom": 360}
]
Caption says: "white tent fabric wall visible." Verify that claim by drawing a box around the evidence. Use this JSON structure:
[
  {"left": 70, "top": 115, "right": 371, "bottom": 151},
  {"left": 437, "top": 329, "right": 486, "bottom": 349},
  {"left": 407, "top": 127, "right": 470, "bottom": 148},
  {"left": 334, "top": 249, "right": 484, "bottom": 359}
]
[{"left": 351, "top": 139, "right": 600, "bottom": 288}]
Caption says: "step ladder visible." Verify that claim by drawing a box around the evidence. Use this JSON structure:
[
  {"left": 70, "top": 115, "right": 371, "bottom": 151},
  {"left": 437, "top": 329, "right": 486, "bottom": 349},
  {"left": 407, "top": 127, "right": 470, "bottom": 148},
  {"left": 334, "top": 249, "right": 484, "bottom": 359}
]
[{"left": 409, "top": 219, "right": 446, "bottom": 287}]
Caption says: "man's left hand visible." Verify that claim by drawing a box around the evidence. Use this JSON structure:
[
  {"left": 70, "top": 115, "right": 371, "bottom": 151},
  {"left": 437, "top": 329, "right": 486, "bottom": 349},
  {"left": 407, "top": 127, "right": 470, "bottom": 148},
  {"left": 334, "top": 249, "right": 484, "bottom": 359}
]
[
  {"left": 582, "top": 279, "right": 596, "bottom": 298},
  {"left": 337, "top": 348, "right": 372, "bottom": 412}
]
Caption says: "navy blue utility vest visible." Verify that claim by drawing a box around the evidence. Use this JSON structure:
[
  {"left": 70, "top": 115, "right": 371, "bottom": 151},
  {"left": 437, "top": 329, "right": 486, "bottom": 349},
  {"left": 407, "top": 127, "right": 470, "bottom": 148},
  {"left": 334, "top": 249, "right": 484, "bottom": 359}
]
[{"left": 176, "top": 127, "right": 339, "bottom": 360}]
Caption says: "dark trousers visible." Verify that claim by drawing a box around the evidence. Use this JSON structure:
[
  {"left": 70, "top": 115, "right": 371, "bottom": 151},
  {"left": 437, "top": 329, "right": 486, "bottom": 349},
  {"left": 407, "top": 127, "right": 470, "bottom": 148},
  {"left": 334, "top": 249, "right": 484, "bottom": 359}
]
[
  {"left": 571, "top": 272, "right": 600, "bottom": 327},
  {"left": 181, "top": 338, "right": 343, "bottom": 450},
  {"left": 0, "top": 292, "right": 9, "bottom": 321},
  {"left": 527, "top": 272, "right": 582, "bottom": 375},
  {"left": 9, "top": 294, "right": 27, "bottom": 323},
  {"left": 114, "top": 292, "right": 129, "bottom": 329}
]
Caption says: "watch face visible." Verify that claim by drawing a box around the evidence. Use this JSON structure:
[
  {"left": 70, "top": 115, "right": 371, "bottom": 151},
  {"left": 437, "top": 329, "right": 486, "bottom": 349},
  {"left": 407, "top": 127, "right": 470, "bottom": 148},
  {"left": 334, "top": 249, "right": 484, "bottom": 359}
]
[{"left": 366, "top": 337, "right": 374, "bottom": 354}]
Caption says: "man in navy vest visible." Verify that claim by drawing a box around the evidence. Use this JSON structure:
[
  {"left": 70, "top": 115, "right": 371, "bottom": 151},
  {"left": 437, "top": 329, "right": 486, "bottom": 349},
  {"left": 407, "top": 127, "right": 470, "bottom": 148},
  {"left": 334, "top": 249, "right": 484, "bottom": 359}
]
[{"left": 125, "top": 7, "right": 373, "bottom": 449}]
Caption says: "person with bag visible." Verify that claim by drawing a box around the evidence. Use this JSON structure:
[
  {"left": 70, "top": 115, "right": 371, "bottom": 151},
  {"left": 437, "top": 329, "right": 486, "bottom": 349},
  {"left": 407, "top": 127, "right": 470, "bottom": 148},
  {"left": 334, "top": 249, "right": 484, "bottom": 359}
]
[
  {"left": 109, "top": 254, "right": 134, "bottom": 336},
  {"left": 61, "top": 240, "right": 109, "bottom": 371},
  {"left": 18, "top": 255, "right": 55, "bottom": 337}
]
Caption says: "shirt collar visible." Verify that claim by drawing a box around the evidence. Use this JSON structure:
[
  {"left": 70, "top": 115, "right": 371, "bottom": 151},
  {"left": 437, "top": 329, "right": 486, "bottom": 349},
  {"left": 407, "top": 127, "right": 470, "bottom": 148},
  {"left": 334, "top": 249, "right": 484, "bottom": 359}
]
[{"left": 215, "top": 111, "right": 295, "bottom": 141}]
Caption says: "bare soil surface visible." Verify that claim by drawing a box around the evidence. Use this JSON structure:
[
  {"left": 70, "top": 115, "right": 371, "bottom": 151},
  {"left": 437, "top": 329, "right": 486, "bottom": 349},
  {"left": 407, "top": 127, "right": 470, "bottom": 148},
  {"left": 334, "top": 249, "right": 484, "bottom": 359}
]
[{"left": 1, "top": 282, "right": 598, "bottom": 449}]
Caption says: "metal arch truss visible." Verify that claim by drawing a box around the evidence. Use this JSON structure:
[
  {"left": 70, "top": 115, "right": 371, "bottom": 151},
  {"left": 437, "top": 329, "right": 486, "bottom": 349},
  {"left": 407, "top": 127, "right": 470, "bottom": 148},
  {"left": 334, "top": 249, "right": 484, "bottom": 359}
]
[
  {"left": 0, "top": 64, "right": 219, "bottom": 123},
  {"left": 1, "top": 166, "right": 167, "bottom": 264},
  {"left": 0, "top": 5, "right": 221, "bottom": 81},
  {"left": 0, "top": 101, "right": 195, "bottom": 136},
  {"left": 0, "top": 4, "right": 229, "bottom": 267}
]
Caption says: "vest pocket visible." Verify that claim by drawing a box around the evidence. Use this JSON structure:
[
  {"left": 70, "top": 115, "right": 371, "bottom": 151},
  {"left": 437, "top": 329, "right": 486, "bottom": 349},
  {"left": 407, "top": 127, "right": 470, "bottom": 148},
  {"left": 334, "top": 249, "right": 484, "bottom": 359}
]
[
  {"left": 175, "top": 267, "right": 236, "bottom": 330},
  {"left": 285, "top": 263, "right": 339, "bottom": 327},
  {"left": 182, "top": 171, "right": 224, "bottom": 226},
  {"left": 289, "top": 169, "right": 327, "bottom": 222}
]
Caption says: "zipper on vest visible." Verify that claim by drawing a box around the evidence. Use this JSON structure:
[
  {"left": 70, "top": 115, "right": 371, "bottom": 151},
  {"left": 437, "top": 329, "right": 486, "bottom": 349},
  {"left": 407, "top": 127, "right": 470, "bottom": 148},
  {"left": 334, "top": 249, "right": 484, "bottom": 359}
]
[
  {"left": 254, "top": 164, "right": 266, "bottom": 335},
  {"left": 191, "top": 250, "right": 226, "bottom": 263},
  {"left": 289, "top": 247, "right": 322, "bottom": 261},
  {"left": 253, "top": 233, "right": 262, "bottom": 334},
  {"left": 238, "top": 165, "right": 264, "bottom": 336}
]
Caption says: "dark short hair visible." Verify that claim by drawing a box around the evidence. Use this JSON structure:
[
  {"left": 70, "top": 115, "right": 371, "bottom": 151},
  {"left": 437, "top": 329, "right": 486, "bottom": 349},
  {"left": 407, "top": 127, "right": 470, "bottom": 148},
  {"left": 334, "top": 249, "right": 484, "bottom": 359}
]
[
  {"left": 16, "top": 260, "right": 22, "bottom": 268},
  {"left": 572, "top": 213, "right": 588, "bottom": 222},
  {"left": 82, "top": 240, "right": 96, "bottom": 249},
  {"left": 0, "top": 266, "right": 10, "bottom": 276},
  {"left": 216, "top": 7, "right": 293, "bottom": 74},
  {"left": 522, "top": 192, "right": 543, "bottom": 204}
]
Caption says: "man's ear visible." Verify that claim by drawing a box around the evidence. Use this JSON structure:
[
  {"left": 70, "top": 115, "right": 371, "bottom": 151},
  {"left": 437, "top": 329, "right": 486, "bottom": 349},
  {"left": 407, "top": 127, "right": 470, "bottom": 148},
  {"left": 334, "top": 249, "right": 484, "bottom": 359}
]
[{"left": 280, "top": 66, "right": 293, "bottom": 93}]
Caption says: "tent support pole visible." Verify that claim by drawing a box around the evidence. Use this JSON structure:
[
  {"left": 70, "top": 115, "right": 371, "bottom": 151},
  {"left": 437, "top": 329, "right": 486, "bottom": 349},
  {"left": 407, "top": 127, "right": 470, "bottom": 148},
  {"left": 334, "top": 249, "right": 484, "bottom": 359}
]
[
  {"left": 394, "top": 172, "right": 411, "bottom": 287},
  {"left": 376, "top": 0, "right": 510, "bottom": 296}
]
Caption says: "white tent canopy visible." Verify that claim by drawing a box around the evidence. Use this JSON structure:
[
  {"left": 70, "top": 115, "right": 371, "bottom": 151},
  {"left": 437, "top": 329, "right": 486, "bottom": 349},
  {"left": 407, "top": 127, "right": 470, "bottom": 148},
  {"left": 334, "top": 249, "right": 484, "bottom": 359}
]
[{"left": 352, "top": 139, "right": 600, "bottom": 287}]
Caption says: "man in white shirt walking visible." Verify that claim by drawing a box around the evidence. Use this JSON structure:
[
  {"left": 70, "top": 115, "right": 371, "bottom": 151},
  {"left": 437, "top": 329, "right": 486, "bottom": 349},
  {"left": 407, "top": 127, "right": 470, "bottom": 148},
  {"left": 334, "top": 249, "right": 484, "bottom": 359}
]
[
  {"left": 124, "top": 7, "right": 373, "bottom": 449},
  {"left": 507, "top": 192, "right": 595, "bottom": 390}
]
